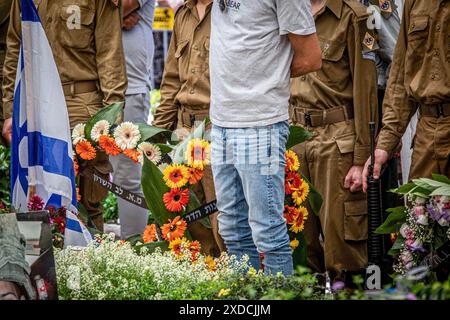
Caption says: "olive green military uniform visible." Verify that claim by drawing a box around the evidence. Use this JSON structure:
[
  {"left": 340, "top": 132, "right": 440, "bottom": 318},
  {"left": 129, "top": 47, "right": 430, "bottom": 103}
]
[
  {"left": 0, "top": 214, "right": 36, "bottom": 299},
  {"left": 2, "top": 0, "right": 127, "bottom": 230},
  {"left": 152, "top": 0, "right": 225, "bottom": 255},
  {"left": 0, "top": 0, "right": 13, "bottom": 147},
  {"left": 289, "top": 0, "right": 378, "bottom": 279},
  {"left": 376, "top": 0, "right": 450, "bottom": 179}
]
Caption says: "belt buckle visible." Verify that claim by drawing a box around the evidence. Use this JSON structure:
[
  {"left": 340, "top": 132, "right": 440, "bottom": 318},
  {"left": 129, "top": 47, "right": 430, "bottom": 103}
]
[
  {"left": 436, "top": 104, "right": 445, "bottom": 117},
  {"left": 304, "top": 113, "right": 312, "bottom": 127}
]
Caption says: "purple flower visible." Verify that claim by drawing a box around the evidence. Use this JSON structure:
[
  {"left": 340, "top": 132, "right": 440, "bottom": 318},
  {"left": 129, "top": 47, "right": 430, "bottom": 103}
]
[
  {"left": 406, "top": 293, "right": 417, "bottom": 300},
  {"left": 332, "top": 281, "right": 345, "bottom": 291}
]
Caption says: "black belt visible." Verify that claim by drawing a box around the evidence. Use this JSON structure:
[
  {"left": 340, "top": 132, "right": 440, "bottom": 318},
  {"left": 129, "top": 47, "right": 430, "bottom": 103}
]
[{"left": 420, "top": 103, "right": 450, "bottom": 118}]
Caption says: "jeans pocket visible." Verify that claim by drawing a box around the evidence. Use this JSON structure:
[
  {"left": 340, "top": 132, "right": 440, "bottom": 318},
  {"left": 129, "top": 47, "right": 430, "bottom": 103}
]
[{"left": 344, "top": 199, "right": 368, "bottom": 241}]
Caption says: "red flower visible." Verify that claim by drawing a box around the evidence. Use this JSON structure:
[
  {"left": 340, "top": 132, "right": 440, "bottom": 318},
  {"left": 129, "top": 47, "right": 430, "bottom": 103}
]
[
  {"left": 28, "top": 195, "right": 44, "bottom": 211},
  {"left": 285, "top": 171, "right": 302, "bottom": 195},
  {"left": 163, "top": 188, "right": 190, "bottom": 213}
]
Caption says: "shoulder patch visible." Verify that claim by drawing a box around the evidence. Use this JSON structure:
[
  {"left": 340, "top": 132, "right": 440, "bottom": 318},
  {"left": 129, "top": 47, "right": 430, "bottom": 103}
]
[
  {"left": 360, "top": 20, "right": 380, "bottom": 53},
  {"left": 344, "top": 0, "right": 370, "bottom": 19}
]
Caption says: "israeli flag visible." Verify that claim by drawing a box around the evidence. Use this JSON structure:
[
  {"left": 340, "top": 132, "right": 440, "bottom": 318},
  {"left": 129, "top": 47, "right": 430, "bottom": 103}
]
[{"left": 11, "top": 0, "right": 93, "bottom": 247}]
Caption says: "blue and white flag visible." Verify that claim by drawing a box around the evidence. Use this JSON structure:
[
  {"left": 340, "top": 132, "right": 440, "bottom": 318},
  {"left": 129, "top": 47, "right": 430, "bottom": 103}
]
[{"left": 11, "top": 0, "right": 93, "bottom": 247}]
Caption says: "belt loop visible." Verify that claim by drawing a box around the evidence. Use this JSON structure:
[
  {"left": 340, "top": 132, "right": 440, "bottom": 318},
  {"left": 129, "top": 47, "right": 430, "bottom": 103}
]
[
  {"left": 70, "top": 82, "right": 75, "bottom": 97},
  {"left": 343, "top": 105, "right": 350, "bottom": 121}
]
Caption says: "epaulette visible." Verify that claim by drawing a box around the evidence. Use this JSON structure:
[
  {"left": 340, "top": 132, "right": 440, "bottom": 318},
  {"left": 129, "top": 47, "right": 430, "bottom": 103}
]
[{"left": 343, "top": 0, "right": 371, "bottom": 19}]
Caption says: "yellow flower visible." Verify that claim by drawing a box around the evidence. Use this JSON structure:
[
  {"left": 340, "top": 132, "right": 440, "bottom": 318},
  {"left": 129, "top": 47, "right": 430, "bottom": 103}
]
[
  {"left": 290, "top": 239, "right": 300, "bottom": 250},
  {"left": 185, "top": 139, "right": 211, "bottom": 170},
  {"left": 285, "top": 150, "right": 300, "bottom": 172},
  {"left": 204, "top": 255, "right": 216, "bottom": 272},
  {"left": 289, "top": 206, "right": 309, "bottom": 233},
  {"left": 218, "top": 288, "right": 231, "bottom": 298},
  {"left": 292, "top": 180, "right": 310, "bottom": 206},
  {"left": 163, "top": 164, "right": 189, "bottom": 189},
  {"left": 169, "top": 237, "right": 189, "bottom": 255},
  {"left": 247, "top": 267, "right": 257, "bottom": 277}
]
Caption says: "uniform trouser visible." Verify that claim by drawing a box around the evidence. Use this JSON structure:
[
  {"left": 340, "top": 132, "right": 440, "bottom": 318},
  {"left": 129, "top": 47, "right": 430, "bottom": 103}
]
[
  {"left": 66, "top": 91, "right": 113, "bottom": 232},
  {"left": 409, "top": 115, "right": 450, "bottom": 180},
  {"left": 291, "top": 120, "right": 368, "bottom": 279},
  {"left": 110, "top": 93, "right": 150, "bottom": 239}
]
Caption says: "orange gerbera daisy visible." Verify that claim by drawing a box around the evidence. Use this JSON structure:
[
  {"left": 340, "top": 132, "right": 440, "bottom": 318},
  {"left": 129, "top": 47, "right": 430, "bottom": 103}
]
[
  {"left": 161, "top": 216, "right": 188, "bottom": 241},
  {"left": 289, "top": 206, "right": 309, "bottom": 233},
  {"left": 163, "top": 188, "right": 190, "bottom": 212},
  {"left": 123, "top": 148, "right": 140, "bottom": 163},
  {"left": 98, "top": 135, "right": 122, "bottom": 156},
  {"left": 75, "top": 140, "right": 96, "bottom": 160},
  {"left": 163, "top": 164, "right": 189, "bottom": 189},
  {"left": 143, "top": 224, "right": 158, "bottom": 243},
  {"left": 285, "top": 150, "right": 300, "bottom": 172},
  {"left": 73, "top": 157, "right": 79, "bottom": 177},
  {"left": 187, "top": 167, "right": 204, "bottom": 185},
  {"left": 189, "top": 240, "right": 201, "bottom": 261},
  {"left": 285, "top": 171, "right": 302, "bottom": 195}
]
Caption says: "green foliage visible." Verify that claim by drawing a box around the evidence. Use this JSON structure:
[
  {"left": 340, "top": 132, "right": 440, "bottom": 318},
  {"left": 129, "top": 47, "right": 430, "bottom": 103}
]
[
  {"left": 286, "top": 126, "right": 314, "bottom": 150},
  {"left": 375, "top": 206, "right": 407, "bottom": 234},
  {"left": 0, "top": 145, "right": 11, "bottom": 208},
  {"left": 102, "top": 192, "right": 118, "bottom": 223}
]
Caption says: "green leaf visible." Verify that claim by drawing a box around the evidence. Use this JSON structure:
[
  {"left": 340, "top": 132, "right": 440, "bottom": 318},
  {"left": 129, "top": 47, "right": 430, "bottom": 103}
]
[
  {"left": 134, "top": 241, "right": 169, "bottom": 254},
  {"left": 301, "top": 174, "right": 323, "bottom": 216},
  {"left": 416, "top": 178, "right": 449, "bottom": 189},
  {"left": 125, "top": 234, "right": 144, "bottom": 246},
  {"left": 137, "top": 123, "right": 172, "bottom": 144},
  {"left": 430, "top": 185, "right": 450, "bottom": 196},
  {"left": 85, "top": 102, "right": 124, "bottom": 142},
  {"left": 432, "top": 174, "right": 450, "bottom": 185},
  {"left": 292, "top": 232, "right": 307, "bottom": 267},
  {"left": 391, "top": 182, "right": 416, "bottom": 194},
  {"left": 388, "top": 236, "right": 405, "bottom": 257},
  {"left": 286, "top": 126, "right": 314, "bottom": 150},
  {"left": 156, "top": 143, "right": 174, "bottom": 155},
  {"left": 141, "top": 156, "right": 174, "bottom": 226},
  {"left": 375, "top": 206, "right": 407, "bottom": 234}
]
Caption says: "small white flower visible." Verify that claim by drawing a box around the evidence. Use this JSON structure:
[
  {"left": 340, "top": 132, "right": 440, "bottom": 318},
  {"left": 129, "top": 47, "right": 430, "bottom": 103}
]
[
  {"left": 90, "top": 120, "right": 110, "bottom": 142},
  {"left": 137, "top": 142, "right": 162, "bottom": 165},
  {"left": 72, "top": 123, "right": 86, "bottom": 145},
  {"left": 113, "top": 122, "right": 141, "bottom": 150}
]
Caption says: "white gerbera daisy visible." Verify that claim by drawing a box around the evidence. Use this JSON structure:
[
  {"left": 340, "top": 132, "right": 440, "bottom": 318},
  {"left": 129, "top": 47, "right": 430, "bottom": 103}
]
[
  {"left": 113, "top": 122, "right": 141, "bottom": 150},
  {"left": 90, "top": 120, "right": 110, "bottom": 142},
  {"left": 138, "top": 142, "right": 162, "bottom": 165},
  {"left": 72, "top": 123, "right": 86, "bottom": 145}
]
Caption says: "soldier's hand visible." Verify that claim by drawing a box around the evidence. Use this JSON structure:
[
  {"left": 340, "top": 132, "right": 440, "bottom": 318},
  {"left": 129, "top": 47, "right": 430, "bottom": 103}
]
[
  {"left": 123, "top": 12, "right": 141, "bottom": 30},
  {"left": 344, "top": 165, "right": 364, "bottom": 193},
  {"left": 2, "top": 118, "right": 12, "bottom": 145},
  {"left": 362, "top": 149, "right": 389, "bottom": 192}
]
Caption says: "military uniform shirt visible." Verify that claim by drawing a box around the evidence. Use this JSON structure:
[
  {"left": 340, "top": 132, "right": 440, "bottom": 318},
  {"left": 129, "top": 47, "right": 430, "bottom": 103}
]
[
  {"left": 290, "top": 0, "right": 378, "bottom": 165},
  {"left": 377, "top": 0, "right": 450, "bottom": 152},
  {"left": 2, "top": 0, "right": 127, "bottom": 119},
  {"left": 153, "top": 0, "right": 212, "bottom": 130}
]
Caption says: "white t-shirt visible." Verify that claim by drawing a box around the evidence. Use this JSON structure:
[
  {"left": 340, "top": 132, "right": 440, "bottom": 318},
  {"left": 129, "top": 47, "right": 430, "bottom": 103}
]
[{"left": 209, "top": 0, "right": 316, "bottom": 128}]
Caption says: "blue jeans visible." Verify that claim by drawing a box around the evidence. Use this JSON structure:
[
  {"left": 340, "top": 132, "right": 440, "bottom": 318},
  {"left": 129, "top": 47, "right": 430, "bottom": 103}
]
[{"left": 211, "top": 120, "right": 293, "bottom": 276}]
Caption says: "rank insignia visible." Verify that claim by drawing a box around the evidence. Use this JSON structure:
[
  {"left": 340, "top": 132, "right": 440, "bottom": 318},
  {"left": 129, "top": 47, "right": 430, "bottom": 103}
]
[
  {"left": 379, "top": 0, "right": 392, "bottom": 13},
  {"left": 363, "top": 32, "right": 376, "bottom": 50}
]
